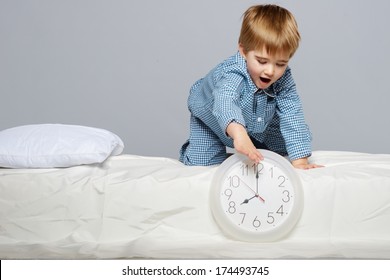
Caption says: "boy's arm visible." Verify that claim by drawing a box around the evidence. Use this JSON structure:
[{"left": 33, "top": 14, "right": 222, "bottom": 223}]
[
  {"left": 227, "top": 122, "right": 323, "bottom": 169},
  {"left": 226, "top": 122, "right": 263, "bottom": 163}
]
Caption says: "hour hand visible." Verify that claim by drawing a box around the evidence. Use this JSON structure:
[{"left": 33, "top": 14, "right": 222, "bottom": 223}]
[
  {"left": 241, "top": 195, "right": 257, "bottom": 205},
  {"left": 241, "top": 194, "right": 265, "bottom": 205}
]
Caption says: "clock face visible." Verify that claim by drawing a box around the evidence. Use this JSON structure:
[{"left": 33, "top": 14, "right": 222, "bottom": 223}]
[{"left": 210, "top": 150, "right": 303, "bottom": 242}]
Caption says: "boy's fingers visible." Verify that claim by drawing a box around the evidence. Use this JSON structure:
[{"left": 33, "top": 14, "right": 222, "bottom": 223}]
[
  {"left": 258, "top": 150, "right": 264, "bottom": 161},
  {"left": 248, "top": 149, "right": 263, "bottom": 163}
]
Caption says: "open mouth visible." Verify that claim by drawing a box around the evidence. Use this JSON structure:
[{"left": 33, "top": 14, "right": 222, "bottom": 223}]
[{"left": 260, "top": 77, "right": 271, "bottom": 84}]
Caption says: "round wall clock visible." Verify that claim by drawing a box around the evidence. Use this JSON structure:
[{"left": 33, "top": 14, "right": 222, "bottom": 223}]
[{"left": 210, "top": 149, "right": 303, "bottom": 242}]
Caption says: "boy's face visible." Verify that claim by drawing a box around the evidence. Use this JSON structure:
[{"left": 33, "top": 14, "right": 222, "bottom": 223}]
[{"left": 239, "top": 45, "right": 290, "bottom": 90}]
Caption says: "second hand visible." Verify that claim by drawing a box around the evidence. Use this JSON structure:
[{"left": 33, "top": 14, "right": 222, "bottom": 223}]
[{"left": 240, "top": 178, "right": 265, "bottom": 203}]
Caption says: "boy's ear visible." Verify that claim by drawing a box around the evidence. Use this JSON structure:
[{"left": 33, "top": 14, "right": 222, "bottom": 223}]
[{"left": 238, "top": 43, "right": 247, "bottom": 59}]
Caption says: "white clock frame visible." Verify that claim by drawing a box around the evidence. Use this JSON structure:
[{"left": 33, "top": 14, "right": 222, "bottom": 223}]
[{"left": 210, "top": 149, "right": 304, "bottom": 242}]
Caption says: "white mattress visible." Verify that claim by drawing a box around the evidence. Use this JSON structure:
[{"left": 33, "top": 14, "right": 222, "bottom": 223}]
[{"left": 1, "top": 151, "right": 390, "bottom": 259}]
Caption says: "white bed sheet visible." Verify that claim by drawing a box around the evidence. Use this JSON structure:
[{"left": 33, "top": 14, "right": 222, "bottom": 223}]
[{"left": 0, "top": 151, "right": 390, "bottom": 259}]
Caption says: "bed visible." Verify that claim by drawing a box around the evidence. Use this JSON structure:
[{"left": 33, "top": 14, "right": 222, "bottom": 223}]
[{"left": 1, "top": 150, "right": 390, "bottom": 259}]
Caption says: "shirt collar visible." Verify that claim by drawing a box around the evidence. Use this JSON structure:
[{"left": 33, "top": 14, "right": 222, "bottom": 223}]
[{"left": 234, "top": 51, "right": 260, "bottom": 94}]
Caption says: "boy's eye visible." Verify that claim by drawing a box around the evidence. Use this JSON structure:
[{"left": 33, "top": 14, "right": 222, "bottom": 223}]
[
  {"left": 257, "top": 60, "right": 267, "bottom": 64},
  {"left": 276, "top": 63, "right": 287, "bottom": 67}
]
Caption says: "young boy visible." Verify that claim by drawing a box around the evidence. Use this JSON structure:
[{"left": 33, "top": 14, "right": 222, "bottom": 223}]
[{"left": 180, "top": 4, "right": 320, "bottom": 169}]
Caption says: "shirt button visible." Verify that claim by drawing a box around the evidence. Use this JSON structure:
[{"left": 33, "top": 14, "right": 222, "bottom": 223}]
[{"left": 257, "top": 117, "right": 262, "bottom": 122}]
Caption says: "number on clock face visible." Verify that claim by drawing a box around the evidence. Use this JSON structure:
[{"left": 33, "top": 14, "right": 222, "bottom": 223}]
[{"left": 220, "top": 159, "right": 295, "bottom": 232}]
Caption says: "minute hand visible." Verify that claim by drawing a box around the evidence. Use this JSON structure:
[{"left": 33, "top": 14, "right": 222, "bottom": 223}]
[{"left": 256, "top": 164, "right": 259, "bottom": 194}]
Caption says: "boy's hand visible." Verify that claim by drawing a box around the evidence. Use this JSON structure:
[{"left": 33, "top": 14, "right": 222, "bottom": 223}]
[
  {"left": 291, "top": 157, "right": 324, "bottom": 169},
  {"left": 226, "top": 122, "right": 263, "bottom": 163},
  {"left": 226, "top": 122, "right": 323, "bottom": 169}
]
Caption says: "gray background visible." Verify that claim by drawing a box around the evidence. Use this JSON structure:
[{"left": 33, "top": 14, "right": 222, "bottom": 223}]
[{"left": 1, "top": 0, "right": 389, "bottom": 159}]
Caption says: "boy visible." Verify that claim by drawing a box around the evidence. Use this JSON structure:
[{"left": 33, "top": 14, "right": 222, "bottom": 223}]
[{"left": 180, "top": 4, "right": 320, "bottom": 169}]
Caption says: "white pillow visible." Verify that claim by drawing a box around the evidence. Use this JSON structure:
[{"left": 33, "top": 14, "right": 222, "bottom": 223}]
[{"left": 0, "top": 124, "right": 124, "bottom": 168}]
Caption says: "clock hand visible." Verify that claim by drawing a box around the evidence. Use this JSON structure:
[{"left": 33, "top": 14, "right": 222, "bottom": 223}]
[
  {"left": 252, "top": 164, "right": 265, "bottom": 202},
  {"left": 240, "top": 179, "right": 266, "bottom": 203},
  {"left": 241, "top": 195, "right": 257, "bottom": 205},
  {"left": 256, "top": 194, "right": 265, "bottom": 203},
  {"left": 256, "top": 164, "right": 259, "bottom": 194},
  {"left": 241, "top": 194, "right": 265, "bottom": 205},
  {"left": 240, "top": 178, "right": 256, "bottom": 194}
]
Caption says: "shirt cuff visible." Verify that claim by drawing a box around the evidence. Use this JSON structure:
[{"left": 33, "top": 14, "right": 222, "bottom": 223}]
[{"left": 216, "top": 112, "right": 246, "bottom": 137}]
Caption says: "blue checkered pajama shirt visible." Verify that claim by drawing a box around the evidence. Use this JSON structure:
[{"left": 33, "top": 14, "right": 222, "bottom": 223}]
[{"left": 180, "top": 52, "right": 312, "bottom": 166}]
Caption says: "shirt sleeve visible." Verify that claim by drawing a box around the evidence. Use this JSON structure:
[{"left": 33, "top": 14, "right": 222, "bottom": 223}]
[
  {"left": 211, "top": 69, "right": 247, "bottom": 133},
  {"left": 274, "top": 68, "right": 312, "bottom": 160}
]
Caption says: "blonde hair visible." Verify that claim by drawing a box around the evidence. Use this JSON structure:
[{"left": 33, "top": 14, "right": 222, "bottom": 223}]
[{"left": 239, "top": 4, "right": 300, "bottom": 57}]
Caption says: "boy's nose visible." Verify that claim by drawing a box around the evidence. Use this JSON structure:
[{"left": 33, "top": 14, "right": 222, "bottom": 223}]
[{"left": 264, "top": 64, "right": 275, "bottom": 76}]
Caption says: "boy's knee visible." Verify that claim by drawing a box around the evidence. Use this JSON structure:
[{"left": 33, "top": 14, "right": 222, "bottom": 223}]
[
  {"left": 180, "top": 154, "right": 227, "bottom": 166},
  {"left": 179, "top": 142, "right": 228, "bottom": 166}
]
